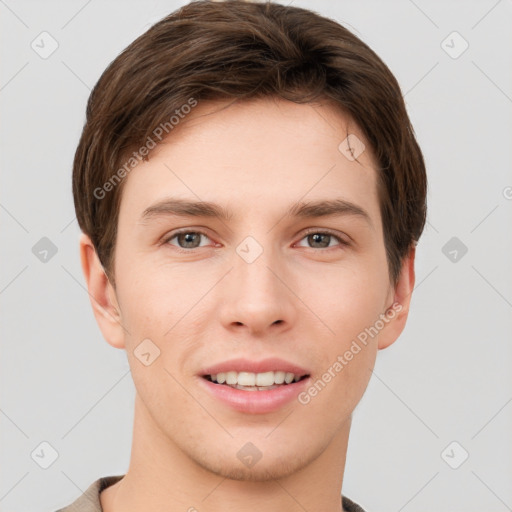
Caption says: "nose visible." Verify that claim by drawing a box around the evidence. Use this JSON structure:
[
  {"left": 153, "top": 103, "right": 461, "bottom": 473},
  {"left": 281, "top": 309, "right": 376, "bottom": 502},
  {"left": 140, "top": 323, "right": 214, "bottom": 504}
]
[{"left": 217, "top": 242, "right": 296, "bottom": 336}]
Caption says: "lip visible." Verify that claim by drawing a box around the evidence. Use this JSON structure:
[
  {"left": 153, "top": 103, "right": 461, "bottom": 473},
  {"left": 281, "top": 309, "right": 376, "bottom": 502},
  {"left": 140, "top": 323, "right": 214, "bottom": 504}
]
[
  {"left": 199, "top": 357, "right": 310, "bottom": 377},
  {"left": 197, "top": 357, "right": 311, "bottom": 414},
  {"left": 197, "top": 374, "right": 311, "bottom": 414}
]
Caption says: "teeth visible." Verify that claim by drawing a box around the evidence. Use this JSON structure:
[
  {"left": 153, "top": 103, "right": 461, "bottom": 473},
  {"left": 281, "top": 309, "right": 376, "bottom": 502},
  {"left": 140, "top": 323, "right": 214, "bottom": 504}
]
[{"left": 209, "top": 371, "right": 304, "bottom": 386}]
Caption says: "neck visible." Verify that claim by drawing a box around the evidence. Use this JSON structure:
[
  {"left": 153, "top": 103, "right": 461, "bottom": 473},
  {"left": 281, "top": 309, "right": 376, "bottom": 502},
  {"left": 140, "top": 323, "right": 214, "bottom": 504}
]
[{"left": 101, "top": 393, "right": 351, "bottom": 512}]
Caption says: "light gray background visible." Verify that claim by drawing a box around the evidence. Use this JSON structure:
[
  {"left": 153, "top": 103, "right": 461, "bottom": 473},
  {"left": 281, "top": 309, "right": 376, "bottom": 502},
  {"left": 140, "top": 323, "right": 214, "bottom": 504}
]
[{"left": 1, "top": 1, "right": 511, "bottom": 511}]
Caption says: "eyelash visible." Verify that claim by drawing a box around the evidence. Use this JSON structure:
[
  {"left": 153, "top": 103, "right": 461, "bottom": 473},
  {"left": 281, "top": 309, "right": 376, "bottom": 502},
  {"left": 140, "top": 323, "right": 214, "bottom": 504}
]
[{"left": 162, "top": 228, "right": 350, "bottom": 253}]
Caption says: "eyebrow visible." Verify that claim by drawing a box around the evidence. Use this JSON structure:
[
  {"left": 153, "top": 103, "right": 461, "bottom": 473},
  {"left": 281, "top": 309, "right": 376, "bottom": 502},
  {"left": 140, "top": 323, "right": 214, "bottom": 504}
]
[{"left": 140, "top": 197, "right": 373, "bottom": 227}]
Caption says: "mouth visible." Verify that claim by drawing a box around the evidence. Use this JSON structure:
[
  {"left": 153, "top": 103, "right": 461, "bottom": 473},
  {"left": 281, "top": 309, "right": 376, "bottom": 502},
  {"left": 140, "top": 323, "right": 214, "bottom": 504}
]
[
  {"left": 197, "top": 358, "right": 312, "bottom": 412},
  {"left": 202, "top": 371, "right": 310, "bottom": 391}
]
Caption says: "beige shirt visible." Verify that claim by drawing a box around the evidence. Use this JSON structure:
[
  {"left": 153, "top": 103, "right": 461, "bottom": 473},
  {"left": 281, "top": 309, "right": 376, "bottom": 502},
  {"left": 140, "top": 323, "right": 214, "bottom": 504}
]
[{"left": 55, "top": 474, "right": 367, "bottom": 512}]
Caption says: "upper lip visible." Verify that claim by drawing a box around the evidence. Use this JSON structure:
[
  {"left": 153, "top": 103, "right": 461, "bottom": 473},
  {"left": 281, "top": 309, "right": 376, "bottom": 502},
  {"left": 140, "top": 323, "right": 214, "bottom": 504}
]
[{"left": 199, "top": 358, "right": 310, "bottom": 377}]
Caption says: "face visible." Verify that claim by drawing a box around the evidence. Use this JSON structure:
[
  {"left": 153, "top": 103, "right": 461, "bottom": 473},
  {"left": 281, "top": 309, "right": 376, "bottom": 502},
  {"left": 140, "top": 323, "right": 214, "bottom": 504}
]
[{"left": 83, "top": 96, "right": 413, "bottom": 482}]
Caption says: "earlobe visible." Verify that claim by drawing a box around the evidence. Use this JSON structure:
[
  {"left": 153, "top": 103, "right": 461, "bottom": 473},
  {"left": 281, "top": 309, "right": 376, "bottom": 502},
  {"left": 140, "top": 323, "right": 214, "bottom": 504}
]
[
  {"left": 79, "top": 233, "right": 126, "bottom": 349},
  {"left": 377, "top": 245, "right": 416, "bottom": 350}
]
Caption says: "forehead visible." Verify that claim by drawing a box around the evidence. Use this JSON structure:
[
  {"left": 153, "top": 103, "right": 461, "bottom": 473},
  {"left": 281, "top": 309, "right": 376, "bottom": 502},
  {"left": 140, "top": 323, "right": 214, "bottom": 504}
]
[
  {"left": 118, "top": 97, "right": 381, "bottom": 226},
  {"left": 151, "top": 96, "right": 375, "bottom": 163}
]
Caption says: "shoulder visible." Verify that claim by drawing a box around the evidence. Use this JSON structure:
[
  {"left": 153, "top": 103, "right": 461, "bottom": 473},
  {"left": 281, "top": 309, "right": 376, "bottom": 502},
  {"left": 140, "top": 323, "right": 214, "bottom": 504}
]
[
  {"left": 342, "top": 494, "right": 368, "bottom": 512},
  {"left": 53, "top": 475, "right": 125, "bottom": 512}
]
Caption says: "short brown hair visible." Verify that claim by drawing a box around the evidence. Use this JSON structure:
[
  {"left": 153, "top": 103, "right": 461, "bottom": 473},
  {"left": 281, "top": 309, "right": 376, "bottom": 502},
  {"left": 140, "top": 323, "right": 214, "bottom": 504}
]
[{"left": 72, "top": 0, "right": 427, "bottom": 286}]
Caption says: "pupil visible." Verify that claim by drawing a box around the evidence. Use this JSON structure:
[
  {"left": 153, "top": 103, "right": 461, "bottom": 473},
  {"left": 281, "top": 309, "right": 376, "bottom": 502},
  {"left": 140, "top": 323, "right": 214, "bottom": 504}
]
[
  {"left": 309, "top": 233, "right": 329, "bottom": 248},
  {"left": 179, "top": 232, "right": 200, "bottom": 248}
]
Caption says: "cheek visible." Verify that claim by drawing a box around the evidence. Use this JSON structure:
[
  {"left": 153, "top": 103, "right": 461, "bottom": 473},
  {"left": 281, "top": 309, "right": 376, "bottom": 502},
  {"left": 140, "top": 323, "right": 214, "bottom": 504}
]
[
  {"left": 299, "top": 281, "right": 382, "bottom": 423},
  {"left": 115, "top": 256, "right": 192, "bottom": 334},
  {"left": 305, "top": 256, "right": 388, "bottom": 394},
  {"left": 315, "top": 259, "right": 389, "bottom": 338}
]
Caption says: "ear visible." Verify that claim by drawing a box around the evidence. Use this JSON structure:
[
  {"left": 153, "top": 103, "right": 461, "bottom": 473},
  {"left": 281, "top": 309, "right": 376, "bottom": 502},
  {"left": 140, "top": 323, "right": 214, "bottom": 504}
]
[
  {"left": 377, "top": 245, "right": 416, "bottom": 350},
  {"left": 79, "top": 233, "right": 126, "bottom": 349}
]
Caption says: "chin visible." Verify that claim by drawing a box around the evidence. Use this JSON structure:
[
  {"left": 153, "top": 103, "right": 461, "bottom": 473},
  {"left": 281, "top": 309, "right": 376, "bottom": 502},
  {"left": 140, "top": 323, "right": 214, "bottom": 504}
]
[{"left": 194, "top": 448, "right": 313, "bottom": 482}]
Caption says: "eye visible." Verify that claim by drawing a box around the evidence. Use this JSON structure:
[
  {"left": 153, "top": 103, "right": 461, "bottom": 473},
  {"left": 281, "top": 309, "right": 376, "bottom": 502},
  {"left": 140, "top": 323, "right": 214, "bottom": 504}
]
[
  {"left": 164, "top": 230, "right": 213, "bottom": 250},
  {"left": 162, "top": 228, "right": 349, "bottom": 252},
  {"left": 295, "top": 230, "right": 349, "bottom": 250}
]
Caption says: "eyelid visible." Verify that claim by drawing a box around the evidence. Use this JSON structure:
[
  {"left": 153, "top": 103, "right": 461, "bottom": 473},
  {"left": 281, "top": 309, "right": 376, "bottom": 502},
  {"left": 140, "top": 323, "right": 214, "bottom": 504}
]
[
  {"left": 295, "top": 227, "right": 351, "bottom": 248},
  {"left": 162, "top": 228, "right": 214, "bottom": 248},
  {"left": 162, "top": 227, "right": 351, "bottom": 251}
]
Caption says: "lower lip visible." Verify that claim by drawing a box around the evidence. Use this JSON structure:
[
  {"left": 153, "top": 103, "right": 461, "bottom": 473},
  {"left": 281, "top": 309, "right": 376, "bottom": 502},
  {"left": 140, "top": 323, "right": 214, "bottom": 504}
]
[{"left": 197, "top": 376, "right": 311, "bottom": 414}]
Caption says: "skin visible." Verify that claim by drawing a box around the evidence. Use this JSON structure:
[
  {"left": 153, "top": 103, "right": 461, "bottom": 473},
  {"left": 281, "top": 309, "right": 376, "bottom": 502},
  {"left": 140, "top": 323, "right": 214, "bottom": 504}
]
[{"left": 80, "top": 96, "right": 415, "bottom": 512}]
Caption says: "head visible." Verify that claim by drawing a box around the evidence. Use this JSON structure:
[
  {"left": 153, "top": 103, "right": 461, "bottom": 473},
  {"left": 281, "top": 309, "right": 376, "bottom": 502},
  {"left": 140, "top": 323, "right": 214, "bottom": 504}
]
[{"left": 74, "top": 0, "right": 426, "bottom": 481}]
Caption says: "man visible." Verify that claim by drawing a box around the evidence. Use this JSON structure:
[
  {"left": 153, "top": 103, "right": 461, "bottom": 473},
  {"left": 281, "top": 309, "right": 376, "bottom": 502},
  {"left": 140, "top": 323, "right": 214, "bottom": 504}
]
[{"left": 59, "top": 1, "right": 426, "bottom": 510}]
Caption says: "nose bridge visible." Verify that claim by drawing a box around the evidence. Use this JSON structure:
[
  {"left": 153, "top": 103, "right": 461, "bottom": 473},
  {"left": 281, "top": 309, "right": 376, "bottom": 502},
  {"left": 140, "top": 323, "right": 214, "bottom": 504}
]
[
  {"left": 236, "top": 241, "right": 278, "bottom": 296},
  {"left": 219, "top": 235, "right": 294, "bottom": 332},
  {"left": 235, "top": 236, "right": 282, "bottom": 301}
]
